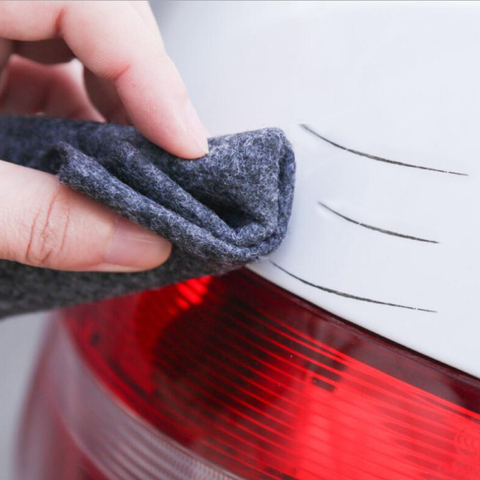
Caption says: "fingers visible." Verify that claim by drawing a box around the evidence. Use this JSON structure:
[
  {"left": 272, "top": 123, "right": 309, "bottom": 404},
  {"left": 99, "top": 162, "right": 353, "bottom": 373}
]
[
  {"left": 0, "top": 56, "right": 102, "bottom": 121},
  {"left": 0, "top": 161, "right": 171, "bottom": 272},
  {"left": 0, "top": 1, "right": 209, "bottom": 158},
  {"left": 84, "top": 68, "right": 131, "bottom": 125},
  {"left": 82, "top": 0, "right": 159, "bottom": 126},
  {"left": 63, "top": 1, "right": 209, "bottom": 158}
]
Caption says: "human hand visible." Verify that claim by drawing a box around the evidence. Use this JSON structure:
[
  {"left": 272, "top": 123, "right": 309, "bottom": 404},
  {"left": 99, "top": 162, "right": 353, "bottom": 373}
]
[{"left": 0, "top": 1, "right": 208, "bottom": 272}]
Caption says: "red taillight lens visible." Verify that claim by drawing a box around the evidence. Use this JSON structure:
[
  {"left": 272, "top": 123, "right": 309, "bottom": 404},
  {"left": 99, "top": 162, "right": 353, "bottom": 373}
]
[{"left": 17, "top": 270, "right": 480, "bottom": 480}]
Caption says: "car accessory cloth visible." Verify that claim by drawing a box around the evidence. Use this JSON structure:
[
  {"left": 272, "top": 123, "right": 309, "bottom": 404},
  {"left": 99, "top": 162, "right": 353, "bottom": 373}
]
[{"left": 0, "top": 115, "right": 295, "bottom": 319}]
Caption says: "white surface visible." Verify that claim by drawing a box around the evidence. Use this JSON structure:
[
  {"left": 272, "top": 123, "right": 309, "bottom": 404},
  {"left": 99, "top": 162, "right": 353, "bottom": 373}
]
[
  {"left": 0, "top": 314, "right": 47, "bottom": 480},
  {"left": 156, "top": 1, "right": 480, "bottom": 378}
]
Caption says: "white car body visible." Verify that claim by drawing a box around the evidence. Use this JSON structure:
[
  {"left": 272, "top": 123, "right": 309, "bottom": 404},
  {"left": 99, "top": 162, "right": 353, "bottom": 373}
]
[{"left": 155, "top": 1, "right": 480, "bottom": 378}]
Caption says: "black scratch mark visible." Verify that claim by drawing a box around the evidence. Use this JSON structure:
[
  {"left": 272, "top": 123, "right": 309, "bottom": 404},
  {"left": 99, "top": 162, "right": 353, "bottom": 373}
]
[
  {"left": 318, "top": 202, "right": 439, "bottom": 244},
  {"left": 301, "top": 124, "right": 468, "bottom": 177},
  {"left": 270, "top": 262, "right": 437, "bottom": 313}
]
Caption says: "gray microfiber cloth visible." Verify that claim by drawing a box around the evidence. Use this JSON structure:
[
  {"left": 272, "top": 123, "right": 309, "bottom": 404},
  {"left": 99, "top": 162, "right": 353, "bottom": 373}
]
[{"left": 0, "top": 115, "right": 295, "bottom": 319}]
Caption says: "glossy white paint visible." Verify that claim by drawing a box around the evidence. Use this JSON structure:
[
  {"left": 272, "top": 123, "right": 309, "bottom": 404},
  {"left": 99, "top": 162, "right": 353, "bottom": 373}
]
[{"left": 155, "top": 1, "right": 480, "bottom": 378}]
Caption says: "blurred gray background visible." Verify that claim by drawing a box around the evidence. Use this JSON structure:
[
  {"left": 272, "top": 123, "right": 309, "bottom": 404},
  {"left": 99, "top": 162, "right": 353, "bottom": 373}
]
[{"left": 0, "top": 313, "right": 48, "bottom": 479}]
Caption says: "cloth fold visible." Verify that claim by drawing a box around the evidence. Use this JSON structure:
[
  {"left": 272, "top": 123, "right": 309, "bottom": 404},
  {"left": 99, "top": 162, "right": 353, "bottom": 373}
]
[{"left": 0, "top": 115, "right": 295, "bottom": 319}]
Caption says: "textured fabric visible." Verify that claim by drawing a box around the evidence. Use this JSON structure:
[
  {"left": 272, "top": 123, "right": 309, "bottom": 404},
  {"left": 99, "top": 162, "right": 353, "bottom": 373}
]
[{"left": 0, "top": 115, "right": 295, "bottom": 319}]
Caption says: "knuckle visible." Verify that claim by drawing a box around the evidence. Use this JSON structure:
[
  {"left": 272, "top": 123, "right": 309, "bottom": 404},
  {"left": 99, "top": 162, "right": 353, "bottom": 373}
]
[{"left": 24, "top": 186, "right": 72, "bottom": 268}]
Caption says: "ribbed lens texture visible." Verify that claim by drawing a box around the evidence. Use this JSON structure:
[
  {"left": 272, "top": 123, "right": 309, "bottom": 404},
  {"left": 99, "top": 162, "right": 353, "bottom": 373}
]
[{"left": 17, "top": 270, "right": 480, "bottom": 480}]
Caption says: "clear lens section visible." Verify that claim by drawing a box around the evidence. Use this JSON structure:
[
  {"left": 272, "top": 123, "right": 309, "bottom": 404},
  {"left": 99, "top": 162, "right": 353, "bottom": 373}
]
[
  {"left": 16, "top": 320, "right": 237, "bottom": 480},
  {"left": 17, "top": 270, "right": 480, "bottom": 480}
]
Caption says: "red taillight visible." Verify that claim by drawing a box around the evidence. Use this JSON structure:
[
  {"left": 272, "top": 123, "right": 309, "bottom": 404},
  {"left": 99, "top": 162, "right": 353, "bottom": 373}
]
[{"left": 17, "top": 270, "right": 480, "bottom": 480}]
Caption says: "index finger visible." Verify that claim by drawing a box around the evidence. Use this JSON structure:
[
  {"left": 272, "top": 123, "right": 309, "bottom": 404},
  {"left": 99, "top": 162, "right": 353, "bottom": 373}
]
[{"left": 0, "top": 1, "right": 209, "bottom": 158}]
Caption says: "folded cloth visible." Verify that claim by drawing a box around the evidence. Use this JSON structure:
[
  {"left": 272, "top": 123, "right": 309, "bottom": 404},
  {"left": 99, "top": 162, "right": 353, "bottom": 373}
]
[{"left": 0, "top": 115, "right": 295, "bottom": 319}]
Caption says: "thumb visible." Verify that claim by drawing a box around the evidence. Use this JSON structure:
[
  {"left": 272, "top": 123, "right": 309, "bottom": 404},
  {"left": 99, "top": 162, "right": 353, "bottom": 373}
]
[{"left": 0, "top": 160, "right": 171, "bottom": 272}]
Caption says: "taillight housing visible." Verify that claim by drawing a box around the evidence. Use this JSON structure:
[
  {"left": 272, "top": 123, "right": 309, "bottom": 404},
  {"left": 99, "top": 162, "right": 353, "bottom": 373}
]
[{"left": 16, "top": 269, "right": 480, "bottom": 480}]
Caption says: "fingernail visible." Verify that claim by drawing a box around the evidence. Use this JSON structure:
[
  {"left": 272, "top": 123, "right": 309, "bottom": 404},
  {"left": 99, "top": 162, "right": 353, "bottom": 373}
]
[
  {"left": 183, "top": 99, "right": 209, "bottom": 156},
  {"left": 101, "top": 217, "right": 172, "bottom": 272}
]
